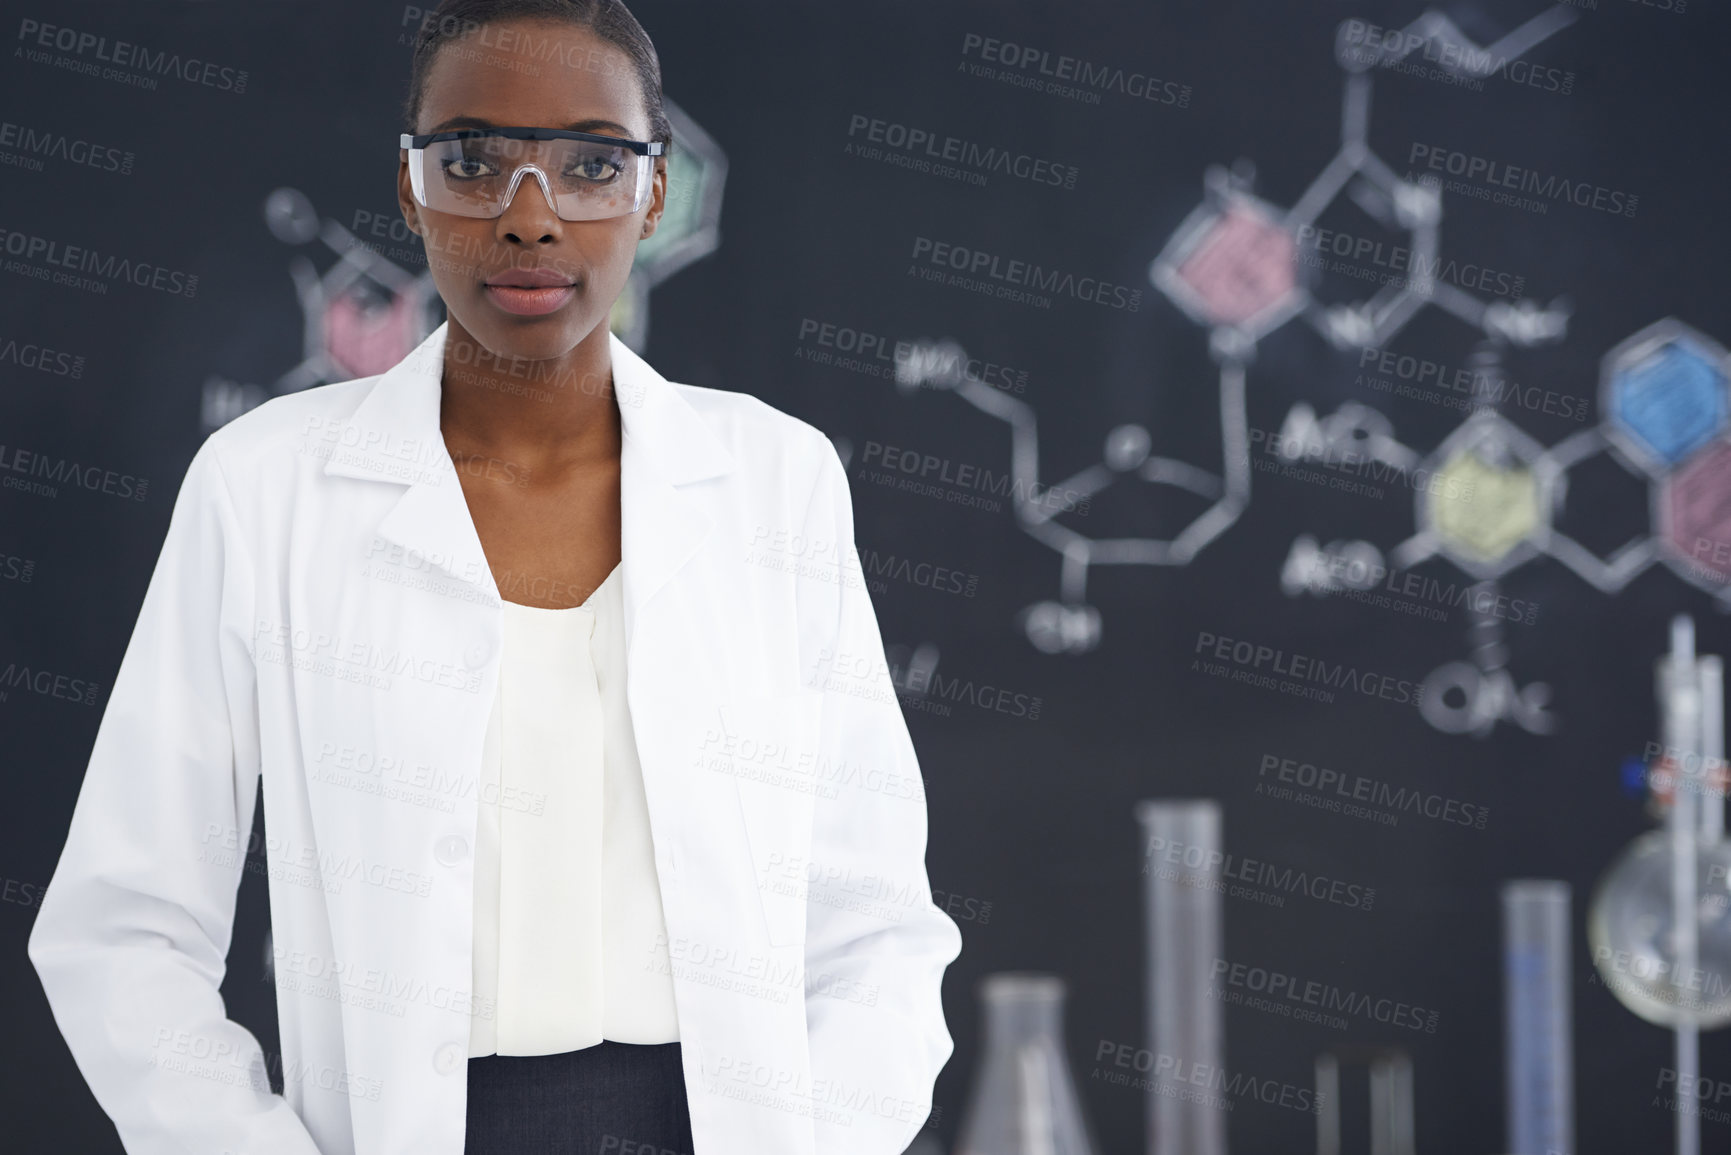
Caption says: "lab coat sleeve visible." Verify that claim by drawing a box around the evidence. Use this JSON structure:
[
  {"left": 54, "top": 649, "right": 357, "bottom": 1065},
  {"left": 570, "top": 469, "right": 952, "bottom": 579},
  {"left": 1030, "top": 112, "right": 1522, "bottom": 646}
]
[
  {"left": 794, "top": 436, "right": 965, "bottom": 1155},
  {"left": 27, "top": 437, "right": 324, "bottom": 1154}
]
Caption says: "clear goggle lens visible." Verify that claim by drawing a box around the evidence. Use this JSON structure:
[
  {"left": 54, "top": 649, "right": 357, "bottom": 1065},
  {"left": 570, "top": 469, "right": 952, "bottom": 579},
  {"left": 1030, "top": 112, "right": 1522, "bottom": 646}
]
[{"left": 403, "top": 131, "right": 657, "bottom": 222}]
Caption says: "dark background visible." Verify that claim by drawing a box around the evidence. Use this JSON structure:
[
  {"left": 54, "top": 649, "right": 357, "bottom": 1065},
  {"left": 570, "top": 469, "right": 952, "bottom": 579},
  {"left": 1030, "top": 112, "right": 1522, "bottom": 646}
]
[{"left": 4, "top": 0, "right": 1729, "bottom": 1151}]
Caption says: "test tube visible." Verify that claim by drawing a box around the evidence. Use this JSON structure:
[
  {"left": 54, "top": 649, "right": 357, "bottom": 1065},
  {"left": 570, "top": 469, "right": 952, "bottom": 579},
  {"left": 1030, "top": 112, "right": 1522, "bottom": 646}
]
[
  {"left": 1664, "top": 615, "right": 1703, "bottom": 1155},
  {"left": 1501, "top": 880, "right": 1574, "bottom": 1155},
  {"left": 1698, "top": 656, "right": 1723, "bottom": 844},
  {"left": 1135, "top": 799, "right": 1225, "bottom": 1155}
]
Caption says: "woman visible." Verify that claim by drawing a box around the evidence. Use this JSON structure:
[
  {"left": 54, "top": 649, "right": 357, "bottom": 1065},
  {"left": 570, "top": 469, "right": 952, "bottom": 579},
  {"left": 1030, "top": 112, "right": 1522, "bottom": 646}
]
[{"left": 27, "top": 2, "right": 963, "bottom": 1152}]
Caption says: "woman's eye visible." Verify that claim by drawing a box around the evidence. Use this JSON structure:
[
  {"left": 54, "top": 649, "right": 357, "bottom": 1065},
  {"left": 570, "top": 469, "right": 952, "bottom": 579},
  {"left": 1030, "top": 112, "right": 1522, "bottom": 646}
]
[
  {"left": 443, "top": 155, "right": 497, "bottom": 180},
  {"left": 569, "top": 157, "right": 621, "bottom": 182}
]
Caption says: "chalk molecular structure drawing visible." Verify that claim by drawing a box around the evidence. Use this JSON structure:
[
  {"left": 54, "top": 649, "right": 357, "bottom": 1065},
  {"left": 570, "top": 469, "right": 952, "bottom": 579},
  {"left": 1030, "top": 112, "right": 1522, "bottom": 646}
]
[{"left": 895, "top": 7, "right": 1731, "bottom": 737}]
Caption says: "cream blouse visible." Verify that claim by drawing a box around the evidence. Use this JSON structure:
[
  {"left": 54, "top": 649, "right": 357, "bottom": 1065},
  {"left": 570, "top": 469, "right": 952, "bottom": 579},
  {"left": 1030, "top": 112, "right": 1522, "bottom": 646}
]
[{"left": 467, "top": 561, "right": 681, "bottom": 1056}]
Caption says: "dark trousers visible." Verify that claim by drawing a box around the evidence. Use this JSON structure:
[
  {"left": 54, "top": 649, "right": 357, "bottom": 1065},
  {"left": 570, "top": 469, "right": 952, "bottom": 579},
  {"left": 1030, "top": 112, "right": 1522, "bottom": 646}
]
[{"left": 463, "top": 1040, "right": 694, "bottom": 1154}]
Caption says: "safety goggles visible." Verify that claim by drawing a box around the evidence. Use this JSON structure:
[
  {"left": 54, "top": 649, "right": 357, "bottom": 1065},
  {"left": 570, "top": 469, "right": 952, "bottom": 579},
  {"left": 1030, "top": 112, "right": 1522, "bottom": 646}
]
[{"left": 399, "top": 126, "right": 664, "bottom": 222}]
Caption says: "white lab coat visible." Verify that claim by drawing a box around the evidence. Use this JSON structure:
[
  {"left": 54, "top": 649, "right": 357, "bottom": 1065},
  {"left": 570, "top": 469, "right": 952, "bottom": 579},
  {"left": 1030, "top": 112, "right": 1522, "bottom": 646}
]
[{"left": 28, "top": 322, "right": 963, "bottom": 1155}]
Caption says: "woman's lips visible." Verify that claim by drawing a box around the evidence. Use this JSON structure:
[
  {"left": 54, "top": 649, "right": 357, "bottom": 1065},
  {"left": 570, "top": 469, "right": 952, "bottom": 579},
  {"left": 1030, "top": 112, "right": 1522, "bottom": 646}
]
[{"left": 483, "top": 283, "right": 576, "bottom": 316}]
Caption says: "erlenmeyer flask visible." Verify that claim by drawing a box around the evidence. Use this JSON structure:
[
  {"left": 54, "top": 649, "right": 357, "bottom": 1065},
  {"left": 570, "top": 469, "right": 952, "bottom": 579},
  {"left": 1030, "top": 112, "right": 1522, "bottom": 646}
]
[{"left": 953, "top": 972, "right": 1100, "bottom": 1155}]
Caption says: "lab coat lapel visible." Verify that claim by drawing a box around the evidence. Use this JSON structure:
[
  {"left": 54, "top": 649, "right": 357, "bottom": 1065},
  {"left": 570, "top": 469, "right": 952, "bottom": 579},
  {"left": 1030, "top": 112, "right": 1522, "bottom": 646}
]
[
  {"left": 609, "top": 333, "right": 734, "bottom": 657},
  {"left": 318, "top": 323, "right": 489, "bottom": 589}
]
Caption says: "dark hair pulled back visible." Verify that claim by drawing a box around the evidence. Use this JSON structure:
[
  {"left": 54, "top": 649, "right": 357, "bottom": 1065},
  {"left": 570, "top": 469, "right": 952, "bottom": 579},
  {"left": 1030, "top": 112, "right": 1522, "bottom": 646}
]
[{"left": 403, "top": 0, "right": 672, "bottom": 153}]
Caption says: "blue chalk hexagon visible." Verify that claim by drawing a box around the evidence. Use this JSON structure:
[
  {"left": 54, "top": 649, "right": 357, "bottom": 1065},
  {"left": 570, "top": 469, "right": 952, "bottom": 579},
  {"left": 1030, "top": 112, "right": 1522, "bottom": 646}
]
[{"left": 1602, "top": 320, "right": 1731, "bottom": 475}]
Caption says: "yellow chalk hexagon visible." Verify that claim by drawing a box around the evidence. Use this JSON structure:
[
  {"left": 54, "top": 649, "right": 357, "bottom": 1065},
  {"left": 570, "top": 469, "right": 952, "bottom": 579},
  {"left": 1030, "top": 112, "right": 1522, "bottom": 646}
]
[{"left": 1429, "top": 449, "right": 1541, "bottom": 565}]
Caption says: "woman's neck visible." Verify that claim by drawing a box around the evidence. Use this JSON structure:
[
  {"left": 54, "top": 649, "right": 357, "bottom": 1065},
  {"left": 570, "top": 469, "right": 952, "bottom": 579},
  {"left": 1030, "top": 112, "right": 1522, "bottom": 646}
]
[{"left": 438, "top": 320, "right": 623, "bottom": 478}]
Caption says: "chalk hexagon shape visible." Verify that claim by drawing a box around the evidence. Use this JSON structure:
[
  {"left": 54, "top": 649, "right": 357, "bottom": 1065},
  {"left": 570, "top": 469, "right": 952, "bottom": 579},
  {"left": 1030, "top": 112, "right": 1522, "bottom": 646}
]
[
  {"left": 1153, "top": 183, "right": 1302, "bottom": 342},
  {"left": 1418, "top": 412, "right": 1551, "bottom": 579},
  {"left": 1602, "top": 319, "right": 1731, "bottom": 476},
  {"left": 1657, "top": 438, "right": 1731, "bottom": 588}
]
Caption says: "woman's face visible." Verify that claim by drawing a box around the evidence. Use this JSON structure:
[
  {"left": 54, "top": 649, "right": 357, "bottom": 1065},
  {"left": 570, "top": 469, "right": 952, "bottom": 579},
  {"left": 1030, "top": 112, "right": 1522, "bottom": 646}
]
[{"left": 398, "top": 18, "right": 665, "bottom": 364}]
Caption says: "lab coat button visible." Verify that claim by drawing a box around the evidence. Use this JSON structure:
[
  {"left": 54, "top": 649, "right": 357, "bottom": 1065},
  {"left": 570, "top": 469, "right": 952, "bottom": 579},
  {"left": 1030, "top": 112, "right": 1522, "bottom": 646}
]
[
  {"left": 433, "top": 1041, "right": 465, "bottom": 1075},
  {"left": 434, "top": 835, "right": 469, "bottom": 865},
  {"left": 463, "top": 639, "right": 491, "bottom": 668}
]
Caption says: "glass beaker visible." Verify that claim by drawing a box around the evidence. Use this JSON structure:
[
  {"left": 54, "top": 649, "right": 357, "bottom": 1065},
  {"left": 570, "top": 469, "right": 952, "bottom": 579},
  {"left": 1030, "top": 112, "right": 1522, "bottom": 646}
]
[{"left": 953, "top": 972, "right": 1101, "bottom": 1155}]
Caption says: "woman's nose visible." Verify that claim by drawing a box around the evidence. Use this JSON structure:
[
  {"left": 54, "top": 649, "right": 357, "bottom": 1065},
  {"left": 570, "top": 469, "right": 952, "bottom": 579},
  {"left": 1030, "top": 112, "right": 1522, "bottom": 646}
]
[{"left": 496, "top": 165, "right": 563, "bottom": 239}]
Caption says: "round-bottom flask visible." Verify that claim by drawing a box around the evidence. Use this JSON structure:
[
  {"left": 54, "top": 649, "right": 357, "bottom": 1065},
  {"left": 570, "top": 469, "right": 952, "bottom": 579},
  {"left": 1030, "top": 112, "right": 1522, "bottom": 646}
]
[{"left": 1587, "top": 829, "right": 1731, "bottom": 1027}]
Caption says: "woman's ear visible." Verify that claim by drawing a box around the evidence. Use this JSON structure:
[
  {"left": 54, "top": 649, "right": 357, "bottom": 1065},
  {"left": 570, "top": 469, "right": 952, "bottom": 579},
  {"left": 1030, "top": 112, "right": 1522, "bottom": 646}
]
[{"left": 637, "top": 155, "right": 668, "bottom": 241}]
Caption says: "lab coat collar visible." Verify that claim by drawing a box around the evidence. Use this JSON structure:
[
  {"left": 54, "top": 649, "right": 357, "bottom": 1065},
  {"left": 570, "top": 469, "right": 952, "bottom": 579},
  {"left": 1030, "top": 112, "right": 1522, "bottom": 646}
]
[{"left": 317, "top": 320, "right": 734, "bottom": 625}]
